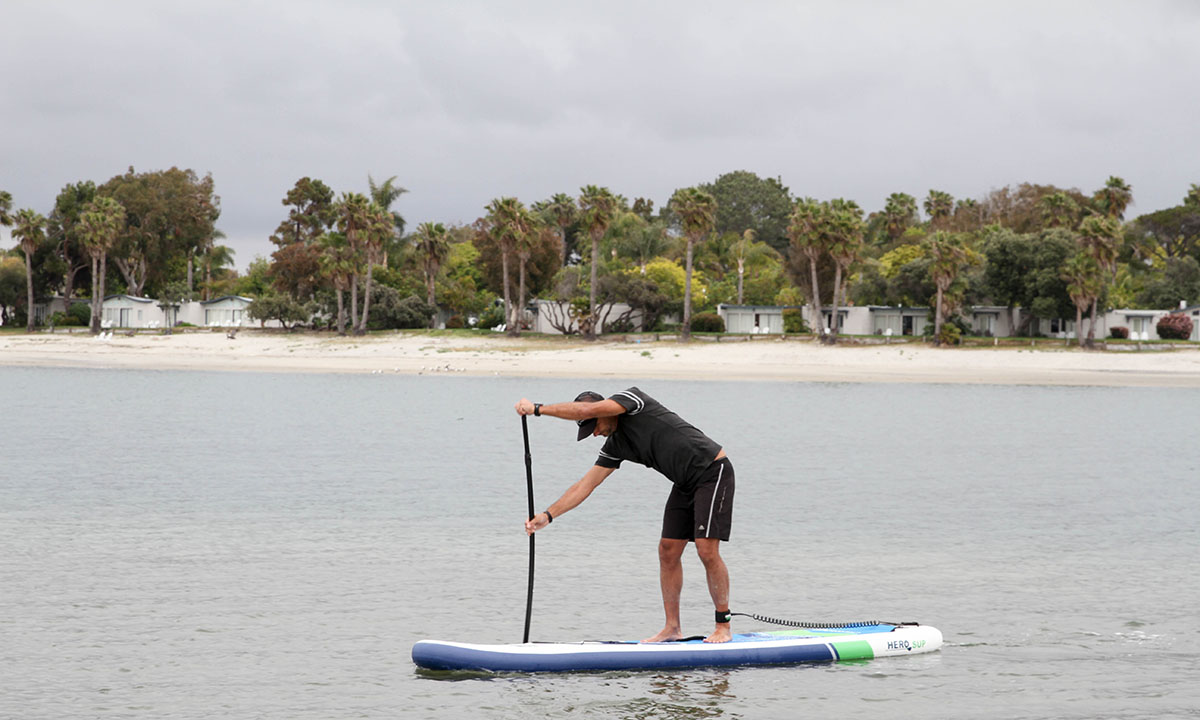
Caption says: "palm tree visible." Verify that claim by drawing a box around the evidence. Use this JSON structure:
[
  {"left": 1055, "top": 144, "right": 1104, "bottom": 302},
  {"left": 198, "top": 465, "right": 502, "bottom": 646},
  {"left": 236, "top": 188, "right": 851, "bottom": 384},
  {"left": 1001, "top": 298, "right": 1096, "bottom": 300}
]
[
  {"left": 788, "top": 197, "right": 825, "bottom": 338},
  {"left": 924, "top": 190, "right": 954, "bottom": 229},
  {"left": 1039, "top": 191, "right": 1079, "bottom": 228},
  {"left": 414, "top": 222, "right": 451, "bottom": 327},
  {"left": 485, "top": 198, "right": 534, "bottom": 336},
  {"left": 669, "top": 187, "right": 717, "bottom": 342},
  {"left": 12, "top": 209, "right": 47, "bottom": 332},
  {"left": 1077, "top": 214, "right": 1120, "bottom": 347},
  {"left": 78, "top": 197, "right": 125, "bottom": 334},
  {"left": 318, "top": 232, "right": 354, "bottom": 335},
  {"left": 199, "top": 240, "right": 235, "bottom": 301},
  {"left": 512, "top": 218, "right": 546, "bottom": 337},
  {"left": 336, "top": 193, "right": 373, "bottom": 333},
  {"left": 359, "top": 203, "right": 392, "bottom": 334},
  {"left": 1093, "top": 176, "right": 1133, "bottom": 220},
  {"left": 613, "top": 217, "right": 669, "bottom": 275},
  {"left": 1062, "top": 252, "right": 1102, "bottom": 347},
  {"left": 731, "top": 229, "right": 779, "bottom": 305},
  {"left": 926, "top": 231, "right": 970, "bottom": 346},
  {"left": 825, "top": 199, "right": 865, "bottom": 343},
  {"left": 0, "top": 189, "right": 13, "bottom": 254},
  {"left": 368, "top": 174, "right": 408, "bottom": 265},
  {"left": 577, "top": 185, "right": 618, "bottom": 340},
  {"left": 535, "top": 192, "right": 577, "bottom": 267},
  {"left": 882, "top": 192, "right": 918, "bottom": 242}
]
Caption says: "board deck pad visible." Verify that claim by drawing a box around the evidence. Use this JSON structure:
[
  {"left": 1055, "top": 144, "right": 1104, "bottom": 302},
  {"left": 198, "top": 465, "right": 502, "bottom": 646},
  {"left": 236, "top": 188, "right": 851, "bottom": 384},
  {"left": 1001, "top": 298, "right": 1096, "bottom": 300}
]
[{"left": 413, "top": 623, "right": 942, "bottom": 672}]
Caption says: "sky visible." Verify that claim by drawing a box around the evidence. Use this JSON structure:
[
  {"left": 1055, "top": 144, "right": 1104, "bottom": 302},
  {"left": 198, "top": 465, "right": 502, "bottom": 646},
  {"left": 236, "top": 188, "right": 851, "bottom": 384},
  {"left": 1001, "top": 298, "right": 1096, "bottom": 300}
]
[{"left": 3, "top": 0, "right": 1198, "bottom": 270}]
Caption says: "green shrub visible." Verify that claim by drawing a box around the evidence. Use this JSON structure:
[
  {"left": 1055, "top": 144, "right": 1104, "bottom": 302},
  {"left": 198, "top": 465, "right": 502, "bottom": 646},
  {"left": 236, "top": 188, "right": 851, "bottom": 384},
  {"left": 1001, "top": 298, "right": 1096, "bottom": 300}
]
[
  {"left": 1156, "top": 313, "right": 1193, "bottom": 340},
  {"left": 935, "top": 324, "right": 962, "bottom": 346},
  {"left": 477, "top": 304, "right": 505, "bottom": 330},
  {"left": 49, "top": 312, "right": 82, "bottom": 327},
  {"left": 689, "top": 312, "right": 725, "bottom": 333},
  {"left": 782, "top": 308, "right": 808, "bottom": 334},
  {"left": 369, "top": 289, "right": 435, "bottom": 330},
  {"left": 445, "top": 314, "right": 465, "bottom": 329},
  {"left": 1109, "top": 326, "right": 1129, "bottom": 339},
  {"left": 68, "top": 303, "right": 91, "bottom": 325}
]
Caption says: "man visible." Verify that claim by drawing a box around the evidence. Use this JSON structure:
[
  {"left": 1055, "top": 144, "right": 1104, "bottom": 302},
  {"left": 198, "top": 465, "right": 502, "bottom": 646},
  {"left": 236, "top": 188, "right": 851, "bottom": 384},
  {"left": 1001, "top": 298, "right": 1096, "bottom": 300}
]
[{"left": 515, "top": 388, "right": 735, "bottom": 643}]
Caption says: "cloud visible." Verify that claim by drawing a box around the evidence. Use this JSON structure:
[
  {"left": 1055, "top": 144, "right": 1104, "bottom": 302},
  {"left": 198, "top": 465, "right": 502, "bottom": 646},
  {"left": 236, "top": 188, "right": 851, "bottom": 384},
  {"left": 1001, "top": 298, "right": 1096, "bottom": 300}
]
[{"left": 2, "top": 0, "right": 1198, "bottom": 265}]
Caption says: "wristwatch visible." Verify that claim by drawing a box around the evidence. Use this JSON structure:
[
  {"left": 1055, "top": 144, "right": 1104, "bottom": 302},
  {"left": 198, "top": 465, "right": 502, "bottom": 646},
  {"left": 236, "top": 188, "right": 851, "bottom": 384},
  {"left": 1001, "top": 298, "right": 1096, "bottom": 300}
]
[{"left": 533, "top": 403, "right": 542, "bottom": 417}]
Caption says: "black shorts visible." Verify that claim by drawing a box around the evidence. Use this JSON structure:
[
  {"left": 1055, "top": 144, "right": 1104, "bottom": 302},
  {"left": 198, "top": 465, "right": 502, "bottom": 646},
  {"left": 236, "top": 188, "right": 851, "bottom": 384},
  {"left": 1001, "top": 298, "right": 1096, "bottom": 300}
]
[{"left": 662, "top": 457, "right": 735, "bottom": 541}]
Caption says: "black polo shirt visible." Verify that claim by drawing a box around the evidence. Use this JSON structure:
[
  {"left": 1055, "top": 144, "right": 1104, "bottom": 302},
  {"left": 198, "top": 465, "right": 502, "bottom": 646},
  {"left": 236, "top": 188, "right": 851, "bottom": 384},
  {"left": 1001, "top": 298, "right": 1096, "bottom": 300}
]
[{"left": 594, "top": 387, "right": 722, "bottom": 492}]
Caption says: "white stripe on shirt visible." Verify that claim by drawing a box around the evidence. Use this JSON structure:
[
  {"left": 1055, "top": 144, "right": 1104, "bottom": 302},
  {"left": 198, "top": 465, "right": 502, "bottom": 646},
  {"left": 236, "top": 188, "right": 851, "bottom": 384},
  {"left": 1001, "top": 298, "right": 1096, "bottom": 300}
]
[{"left": 613, "top": 390, "right": 645, "bottom": 415}]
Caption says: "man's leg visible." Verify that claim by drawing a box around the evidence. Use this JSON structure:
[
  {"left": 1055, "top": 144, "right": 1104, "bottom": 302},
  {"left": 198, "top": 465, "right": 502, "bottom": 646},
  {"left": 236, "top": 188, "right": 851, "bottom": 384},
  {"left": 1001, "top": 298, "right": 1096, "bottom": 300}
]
[
  {"left": 643, "top": 537, "right": 688, "bottom": 642},
  {"left": 695, "top": 538, "right": 732, "bottom": 643}
]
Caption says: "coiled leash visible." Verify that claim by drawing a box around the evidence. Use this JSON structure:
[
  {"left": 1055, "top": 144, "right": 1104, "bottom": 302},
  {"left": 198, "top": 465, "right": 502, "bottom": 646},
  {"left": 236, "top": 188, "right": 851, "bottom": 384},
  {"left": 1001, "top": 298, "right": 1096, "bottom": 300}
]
[{"left": 727, "top": 611, "right": 918, "bottom": 629}]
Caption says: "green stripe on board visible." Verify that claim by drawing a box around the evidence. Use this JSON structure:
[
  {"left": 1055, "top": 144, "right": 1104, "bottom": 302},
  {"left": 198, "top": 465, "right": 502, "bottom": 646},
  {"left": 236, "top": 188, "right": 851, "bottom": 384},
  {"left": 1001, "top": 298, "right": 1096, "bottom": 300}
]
[{"left": 831, "top": 640, "right": 875, "bottom": 661}]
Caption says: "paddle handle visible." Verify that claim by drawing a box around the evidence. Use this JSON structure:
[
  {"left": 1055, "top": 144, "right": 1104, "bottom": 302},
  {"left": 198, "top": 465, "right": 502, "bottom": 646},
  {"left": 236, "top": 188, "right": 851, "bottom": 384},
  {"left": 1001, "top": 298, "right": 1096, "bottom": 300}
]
[{"left": 522, "top": 415, "right": 535, "bottom": 644}]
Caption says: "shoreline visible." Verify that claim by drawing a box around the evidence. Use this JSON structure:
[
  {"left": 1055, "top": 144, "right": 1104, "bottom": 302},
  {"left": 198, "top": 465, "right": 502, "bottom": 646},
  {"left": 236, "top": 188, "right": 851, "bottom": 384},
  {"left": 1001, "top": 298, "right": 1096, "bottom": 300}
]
[{"left": 3, "top": 330, "right": 1200, "bottom": 387}]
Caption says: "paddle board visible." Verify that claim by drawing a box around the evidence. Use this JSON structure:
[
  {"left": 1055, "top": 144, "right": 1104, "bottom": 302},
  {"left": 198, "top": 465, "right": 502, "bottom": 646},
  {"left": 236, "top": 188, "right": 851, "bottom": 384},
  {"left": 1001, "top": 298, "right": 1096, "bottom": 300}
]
[{"left": 412, "top": 622, "right": 942, "bottom": 672}]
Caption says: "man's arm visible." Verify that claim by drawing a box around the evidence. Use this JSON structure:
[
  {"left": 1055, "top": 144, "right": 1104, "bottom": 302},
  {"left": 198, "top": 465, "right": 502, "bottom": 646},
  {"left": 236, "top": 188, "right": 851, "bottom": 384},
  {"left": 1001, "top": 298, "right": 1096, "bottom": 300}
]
[
  {"left": 525, "top": 464, "right": 616, "bottom": 535},
  {"left": 515, "top": 397, "right": 626, "bottom": 421}
]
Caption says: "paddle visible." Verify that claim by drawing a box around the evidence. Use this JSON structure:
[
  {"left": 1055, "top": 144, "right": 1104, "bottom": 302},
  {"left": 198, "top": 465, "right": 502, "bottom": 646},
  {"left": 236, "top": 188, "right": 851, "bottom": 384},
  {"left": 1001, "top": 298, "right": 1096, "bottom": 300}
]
[{"left": 521, "top": 414, "right": 535, "bottom": 644}]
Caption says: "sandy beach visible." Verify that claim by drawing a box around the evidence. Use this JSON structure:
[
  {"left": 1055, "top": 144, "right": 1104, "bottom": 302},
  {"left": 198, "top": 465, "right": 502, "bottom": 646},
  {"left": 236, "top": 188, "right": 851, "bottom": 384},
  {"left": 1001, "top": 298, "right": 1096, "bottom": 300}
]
[{"left": 3, "top": 330, "right": 1200, "bottom": 387}]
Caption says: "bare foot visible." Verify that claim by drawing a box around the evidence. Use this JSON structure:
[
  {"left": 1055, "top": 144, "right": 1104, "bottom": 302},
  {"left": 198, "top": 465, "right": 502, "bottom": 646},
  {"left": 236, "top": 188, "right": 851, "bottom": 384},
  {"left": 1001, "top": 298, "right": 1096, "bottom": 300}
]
[
  {"left": 642, "top": 627, "right": 683, "bottom": 643},
  {"left": 704, "top": 625, "right": 732, "bottom": 643}
]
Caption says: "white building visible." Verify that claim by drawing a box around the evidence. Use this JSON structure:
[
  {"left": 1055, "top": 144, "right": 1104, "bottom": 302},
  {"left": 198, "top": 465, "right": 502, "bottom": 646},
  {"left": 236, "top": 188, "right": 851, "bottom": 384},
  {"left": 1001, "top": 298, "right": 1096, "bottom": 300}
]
[
  {"left": 196, "top": 295, "right": 255, "bottom": 327},
  {"left": 101, "top": 295, "right": 159, "bottom": 328}
]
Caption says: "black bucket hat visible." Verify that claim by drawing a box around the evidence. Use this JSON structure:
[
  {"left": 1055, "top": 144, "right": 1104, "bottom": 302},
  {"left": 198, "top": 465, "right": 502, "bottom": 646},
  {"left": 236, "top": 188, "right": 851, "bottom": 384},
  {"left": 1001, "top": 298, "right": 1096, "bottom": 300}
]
[{"left": 574, "top": 390, "right": 604, "bottom": 441}]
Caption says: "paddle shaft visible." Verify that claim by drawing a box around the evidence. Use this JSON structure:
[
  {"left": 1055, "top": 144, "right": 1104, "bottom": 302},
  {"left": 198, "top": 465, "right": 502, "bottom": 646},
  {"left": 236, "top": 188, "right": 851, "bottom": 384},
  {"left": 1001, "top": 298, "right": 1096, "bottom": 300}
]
[{"left": 522, "top": 415, "right": 535, "bottom": 644}]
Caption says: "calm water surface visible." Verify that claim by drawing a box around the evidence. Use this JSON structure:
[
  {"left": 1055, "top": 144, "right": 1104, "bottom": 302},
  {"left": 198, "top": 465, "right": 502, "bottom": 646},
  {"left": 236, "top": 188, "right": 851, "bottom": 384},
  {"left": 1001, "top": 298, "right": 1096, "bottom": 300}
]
[{"left": 2, "top": 367, "right": 1197, "bottom": 719}]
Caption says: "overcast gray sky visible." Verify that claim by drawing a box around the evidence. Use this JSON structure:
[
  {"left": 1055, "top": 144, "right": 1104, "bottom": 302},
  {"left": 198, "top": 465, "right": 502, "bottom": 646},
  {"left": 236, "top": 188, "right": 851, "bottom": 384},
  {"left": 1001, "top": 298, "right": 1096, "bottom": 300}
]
[{"left": 3, "top": 0, "right": 1198, "bottom": 269}]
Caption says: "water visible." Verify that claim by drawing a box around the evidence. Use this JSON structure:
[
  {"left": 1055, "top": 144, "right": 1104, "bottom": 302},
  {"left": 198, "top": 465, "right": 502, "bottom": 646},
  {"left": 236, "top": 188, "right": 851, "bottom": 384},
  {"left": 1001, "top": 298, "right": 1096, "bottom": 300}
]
[{"left": 2, "top": 367, "right": 1197, "bottom": 719}]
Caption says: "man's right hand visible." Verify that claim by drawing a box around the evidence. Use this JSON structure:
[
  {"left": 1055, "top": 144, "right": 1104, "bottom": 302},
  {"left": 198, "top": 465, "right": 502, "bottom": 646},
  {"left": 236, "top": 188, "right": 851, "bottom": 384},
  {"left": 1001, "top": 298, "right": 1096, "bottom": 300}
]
[{"left": 525, "top": 512, "right": 550, "bottom": 535}]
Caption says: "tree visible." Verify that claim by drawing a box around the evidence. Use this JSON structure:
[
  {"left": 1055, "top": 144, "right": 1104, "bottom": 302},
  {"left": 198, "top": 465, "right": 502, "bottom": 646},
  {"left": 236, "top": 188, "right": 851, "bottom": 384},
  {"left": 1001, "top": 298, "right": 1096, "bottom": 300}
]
[
  {"left": 925, "top": 231, "right": 970, "bottom": 346},
  {"left": 367, "top": 174, "right": 408, "bottom": 265},
  {"left": 1128, "top": 203, "right": 1200, "bottom": 263},
  {"left": 533, "top": 193, "right": 577, "bottom": 267},
  {"left": 1039, "top": 191, "right": 1079, "bottom": 229},
  {"left": 924, "top": 190, "right": 954, "bottom": 229},
  {"left": 368, "top": 175, "right": 408, "bottom": 234},
  {"left": 318, "top": 232, "right": 354, "bottom": 335},
  {"left": 1077, "top": 215, "right": 1121, "bottom": 346},
  {"left": 413, "top": 222, "right": 451, "bottom": 327},
  {"left": 1062, "top": 253, "right": 1102, "bottom": 346},
  {"left": 47, "top": 181, "right": 97, "bottom": 310},
  {"left": 699, "top": 171, "right": 793, "bottom": 253},
  {"left": 99, "top": 166, "right": 220, "bottom": 298},
  {"left": 730, "top": 230, "right": 779, "bottom": 304},
  {"left": 824, "top": 199, "right": 865, "bottom": 343},
  {"left": 1136, "top": 256, "right": 1200, "bottom": 310},
  {"left": 613, "top": 216, "right": 669, "bottom": 274},
  {"left": 12, "top": 209, "right": 47, "bottom": 331},
  {"left": 78, "top": 197, "right": 126, "bottom": 333},
  {"left": 669, "top": 186, "right": 717, "bottom": 341},
  {"left": 787, "top": 197, "right": 826, "bottom": 337},
  {"left": 335, "top": 192, "right": 374, "bottom": 334},
  {"left": 882, "top": 192, "right": 919, "bottom": 243},
  {"left": 198, "top": 242, "right": 235, "bottom": 301},
  {"left": 484, "top": 197, "right": 535, "bottom": 336},
  {"left": 1093, "top": 176, "right": 1133, "bottom": 220},
  {"left": 0, "top": 257, "right": 25, "bottom": 327},
  {"left": 577, "top": 185, "right": 618, "bottom": 339},
  {"left": 271, "top": 177, "right": 336, "bottom": 247}
]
